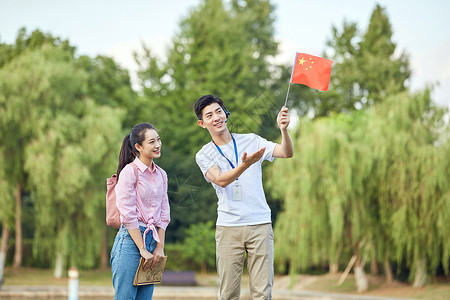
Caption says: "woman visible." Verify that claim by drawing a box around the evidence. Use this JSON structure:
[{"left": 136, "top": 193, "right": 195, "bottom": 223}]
[{"left": 110, "top": 123, "right": 170, "bottom": 300}]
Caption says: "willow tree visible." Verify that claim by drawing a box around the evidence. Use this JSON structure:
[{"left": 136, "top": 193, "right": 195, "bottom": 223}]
[
  {"left": 0, "top": 45, "right": 123, "bottom": 275},
  {"left": 0, "top": 28, "right": 76, "bottom": 269},
  {"left": 268, "top": 113, "right": 376, "bottom": 291},
  {"left": 373, "top": 91, "right": 450, "bottom": 287},
  {"left": 0, "top": 151, "right": 15, "bottom": 280},
  {"left": 268, "top": 90, "right": 449, "bottom": 289},
  {"left": 1, "top": 28, "right": 135, "bottom": 271},
  {"left": 297, "top": 4, "right": 411, "bottom": 117}
]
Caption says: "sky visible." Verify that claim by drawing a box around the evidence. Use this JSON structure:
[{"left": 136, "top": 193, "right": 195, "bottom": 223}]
[{"left": 1, "top": 0, "right": 449, "bottom": 108}]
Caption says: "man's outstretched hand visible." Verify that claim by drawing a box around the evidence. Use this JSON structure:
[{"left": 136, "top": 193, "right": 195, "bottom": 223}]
[{"left": 242, "top": 147, "right": 266, "bottom": 167}]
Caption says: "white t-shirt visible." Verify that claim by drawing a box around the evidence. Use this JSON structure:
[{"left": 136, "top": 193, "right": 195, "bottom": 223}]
[{"left": 195, "top": 133, "right": 276, "bottom": 226}]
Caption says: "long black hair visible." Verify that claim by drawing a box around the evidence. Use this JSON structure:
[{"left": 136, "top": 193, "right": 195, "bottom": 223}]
[{"left": 116, "top": 123, "right": 155, "bottom": 177}]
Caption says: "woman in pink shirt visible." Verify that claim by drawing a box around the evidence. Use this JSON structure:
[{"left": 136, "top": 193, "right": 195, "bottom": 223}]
[{"left": 110, "top": 122, "right": 170, "bottom": 300}]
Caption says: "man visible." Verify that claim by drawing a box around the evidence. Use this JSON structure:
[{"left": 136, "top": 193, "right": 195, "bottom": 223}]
[{"left": 194, "top": 95, "right": 293, "bottom": 299}]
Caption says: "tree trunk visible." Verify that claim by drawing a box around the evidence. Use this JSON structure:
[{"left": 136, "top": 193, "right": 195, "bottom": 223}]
[
  {"left": 201, "top": 261, "right": 207, "bottom": 275},
  {"left": 329, "top": 244, "right": 342, "bottom": 274},
  {"left": 0, "top": 224, "right": 10, "bottom": 281},
  {"left": 338, "top": 255, "right": 356, "bottom": 286},
  {"left": 413, "top": 257, "right": 427, "bottom": 288},
  {"left": 383, "top": 257, "right": 393, "bottom": 284},
  {"left": 370, "top": 258, "right": 379, "bottom": 275},
  {"left": 354, "top": 258, "right": 368, "bottom": 292},
  {"left": 329, "top": 263, "right": 339, "bottom": 274},
  {"left": 54, "top": 252, "right": 63, "bottom": 279},
  {"left": 99, "top": 228, "right": 108, "bottom": 270},
  {"left": 13, "top": 184, "right": 22, "bottom": 269}
]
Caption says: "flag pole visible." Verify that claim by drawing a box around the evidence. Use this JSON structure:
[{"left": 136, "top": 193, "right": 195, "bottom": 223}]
[
  {"left": 284, "top": 82, "right": 291, "bottom": 107},
  {"left": 284, "top": 52, "right": 298, "bottom": 107}
]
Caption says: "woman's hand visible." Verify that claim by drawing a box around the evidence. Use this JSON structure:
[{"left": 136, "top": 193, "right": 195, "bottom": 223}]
[
  {"left": 150, "top": 244, "right": 165, "bottom": 269},
  {"left": 139, "top": 248, "right": 154, "bottom": 271}
]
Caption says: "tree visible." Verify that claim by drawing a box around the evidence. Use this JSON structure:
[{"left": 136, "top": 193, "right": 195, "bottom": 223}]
[
  {"left": 182, "top": 221, "right": 216, "bottom": 274},
  {"left": 0, "top": 28, "right": 75, "bottom": 69},
  {"left": 268, "top": 89, "right": 449, "bottom": 290},
  {"left": 0, "top": 151, "right": 15, "bottom": 280},
  {"left": 0, "top": 44, "right": 124, "bottom": 275},
  {"left": 0, "top": 28, "right": 139, "bottom": 274},
  {"left": 0, "top": 28, "right": 76, "bottom": 269},
  {"left": 0, "top": 28, "right": 137, "bottom": 272},
  {"left": 268, "top": 113, "right": 375, "bottom": 291},
  {"left": 291, "top": 4, "right": 411, "bottom": 117},
  {"left": 75, "top": 55, "right": 139, "bottom": 128},
  {"left": 375, "top": 91, "right": 450, "bottom": 287}
]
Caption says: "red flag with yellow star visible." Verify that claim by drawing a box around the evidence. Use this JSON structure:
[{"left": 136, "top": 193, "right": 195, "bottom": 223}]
[{"left": 290, "top": 52, "right": 333, "bottom": 91}]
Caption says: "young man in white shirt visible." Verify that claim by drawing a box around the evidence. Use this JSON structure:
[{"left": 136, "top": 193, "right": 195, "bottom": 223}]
[{"left": 194, "top": 95, "right": 293, "bottom": 299}]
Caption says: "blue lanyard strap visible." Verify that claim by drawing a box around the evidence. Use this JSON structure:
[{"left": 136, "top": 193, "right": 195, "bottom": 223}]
[{"left": 213, "top": 135, "right": 238, "bottom": 169}]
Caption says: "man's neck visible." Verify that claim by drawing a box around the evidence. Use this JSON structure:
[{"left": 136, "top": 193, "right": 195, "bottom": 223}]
[{"left": 211, "top": 130, "right": 232, "bottom": 146}]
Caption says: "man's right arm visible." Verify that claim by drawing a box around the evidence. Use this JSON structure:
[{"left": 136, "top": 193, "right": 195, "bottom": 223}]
[{"left": 205, "top": 147, "right": 266, "bottom": 188}]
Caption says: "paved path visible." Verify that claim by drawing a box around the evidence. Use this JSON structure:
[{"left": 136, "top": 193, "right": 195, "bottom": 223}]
[{"left": 0, "top": 285, "right": 418, "bottom": 300}]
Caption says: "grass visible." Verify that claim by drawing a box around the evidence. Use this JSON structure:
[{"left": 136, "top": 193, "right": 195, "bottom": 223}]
[
  {"left": 2, "top": 268, "right": 450, "bottom": 300},
  {"left": 3, "top": 267, "right": 112, "bottom": 286}
]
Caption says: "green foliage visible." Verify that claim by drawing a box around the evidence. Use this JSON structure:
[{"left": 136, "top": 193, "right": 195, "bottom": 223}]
[
  {"left": 269, "top": 90, "right": 450, "bottom": 281},
  {"left": 0, "top": 151, "right": 14, "bottom": 226},
  {"left": 0, "top": 28, "right": 79, "bottom": 235},
  {"left": 289, "top": 4, "right": 411, "bottom": 117},
  {"left": 0, "top": 29, "right": 130, "bottom": 270},
  {"left": 181, "top": 221, "right": 216, "bottom": 272},
  {"left": 378, "top": 91, "right": 450, "bottom": 278},
  {"left": 75, "top": 55, "right": 138, "bottom": 128},
  {"left": 163, "top": 222, "right": 217, "bottom": 272},
  {"left": 0, "top": 28, "right": 76, "bottom": 69}
]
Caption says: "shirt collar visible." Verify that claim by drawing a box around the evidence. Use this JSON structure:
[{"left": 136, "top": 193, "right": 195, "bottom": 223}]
[{"left": 133, "top": 157, "right": 156, "bottom": 173}]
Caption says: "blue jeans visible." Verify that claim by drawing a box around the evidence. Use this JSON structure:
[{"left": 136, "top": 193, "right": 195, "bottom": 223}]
[{"left": 111, "top": 225, "right": 157, "bottom": 300}]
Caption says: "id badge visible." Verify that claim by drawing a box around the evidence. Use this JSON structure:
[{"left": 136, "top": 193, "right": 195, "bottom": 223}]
[{"left": 232, "top": 182, "right": 242, "bottom": 201}]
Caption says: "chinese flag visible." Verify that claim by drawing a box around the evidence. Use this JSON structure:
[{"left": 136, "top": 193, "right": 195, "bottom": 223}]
[{"left": 290, "top": 52, "right": 333, "bottom": 91}]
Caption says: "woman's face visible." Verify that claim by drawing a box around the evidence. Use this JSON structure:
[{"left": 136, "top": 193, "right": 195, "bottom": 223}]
[{"left": 136, "top": 129, "right": 161, "bottom": 160}]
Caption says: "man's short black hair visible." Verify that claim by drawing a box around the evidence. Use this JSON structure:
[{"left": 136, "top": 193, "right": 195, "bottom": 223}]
[{"left": 194, "top": 95, "right": 225, "bottom": 120}]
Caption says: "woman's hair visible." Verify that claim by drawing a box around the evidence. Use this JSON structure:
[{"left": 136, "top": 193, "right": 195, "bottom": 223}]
[
  {"left": 194, "top": 95, "right": 224, "bottom": 120},
  {"left": 116, "top": 123, "right": 155, "bottom": 177}
]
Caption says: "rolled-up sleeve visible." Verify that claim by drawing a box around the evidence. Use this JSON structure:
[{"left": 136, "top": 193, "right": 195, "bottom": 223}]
[
  {"left": 255, "top": 133, "right": 276, "bottom": 162},
  {"left": 196, "top": 147, "right": 216, "bottom": 182},
  {"left": 115, "top": 165, "right": 140, "bottom": 229},
  {"left": 155, "top": 170, "right": 170, "bottom": 231}
]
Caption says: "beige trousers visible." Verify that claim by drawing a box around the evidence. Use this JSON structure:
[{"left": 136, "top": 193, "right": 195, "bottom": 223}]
[{"left": 215, "top": 223, "right": 274, "bottom": 300}]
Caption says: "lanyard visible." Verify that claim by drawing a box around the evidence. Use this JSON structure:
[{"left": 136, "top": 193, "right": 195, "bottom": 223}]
[{"left": 213, "top": 135, "right": 238, "bottom": 169}]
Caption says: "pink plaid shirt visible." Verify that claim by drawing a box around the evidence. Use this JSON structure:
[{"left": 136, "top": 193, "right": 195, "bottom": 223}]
[{"left": 115, "top": 157, "right": 170, "bottom": 242}]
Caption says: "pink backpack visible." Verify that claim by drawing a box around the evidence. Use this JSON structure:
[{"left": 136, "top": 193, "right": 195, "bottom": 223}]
[{"left": 106, "top": 162, "right": 139, "bottom": 228}]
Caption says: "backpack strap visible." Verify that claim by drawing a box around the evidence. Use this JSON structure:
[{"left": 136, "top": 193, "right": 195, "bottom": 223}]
[
  {"left": 155, "top": 164, "right": 167, "bottom": 191},
  {"left": 130, "top": 162, "right": 139, "bottom": 187}
]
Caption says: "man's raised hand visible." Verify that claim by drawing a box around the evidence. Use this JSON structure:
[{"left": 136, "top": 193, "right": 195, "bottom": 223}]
[{"left": 277, "top": 106, "right": 290, "bottom": 130}]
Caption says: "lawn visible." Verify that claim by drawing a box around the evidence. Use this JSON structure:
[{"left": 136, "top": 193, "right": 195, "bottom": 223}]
[{"left": 2, "top": 267, "right": 112, "bottom": 286}]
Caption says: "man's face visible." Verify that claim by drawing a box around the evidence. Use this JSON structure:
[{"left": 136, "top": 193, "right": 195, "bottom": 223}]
[{"left": 197, "top": 102, "right": 228, "bottom": 134}]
